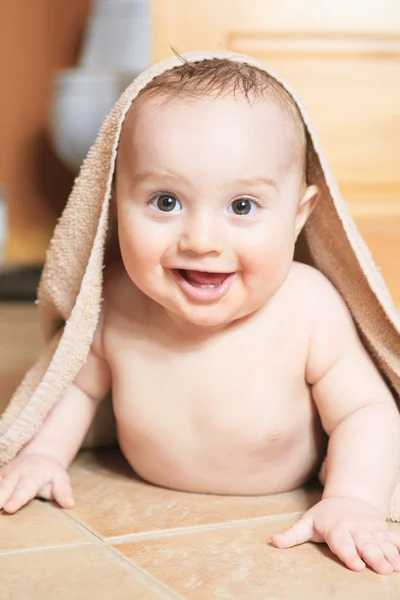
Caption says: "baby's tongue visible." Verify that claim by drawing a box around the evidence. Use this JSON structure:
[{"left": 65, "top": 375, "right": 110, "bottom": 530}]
[{"left": 184, "top": 270, "right": 227, "bottom": 286}]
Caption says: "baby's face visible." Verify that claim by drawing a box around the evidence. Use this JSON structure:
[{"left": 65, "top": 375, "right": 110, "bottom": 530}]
[{"left": 116, "top": 93, "right": 319, "bottom": 329}]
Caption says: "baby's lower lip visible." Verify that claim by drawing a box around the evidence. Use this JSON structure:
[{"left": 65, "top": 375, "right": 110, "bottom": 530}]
[{"left": 170, "top": 269, "right": 236, "bottom": 302}]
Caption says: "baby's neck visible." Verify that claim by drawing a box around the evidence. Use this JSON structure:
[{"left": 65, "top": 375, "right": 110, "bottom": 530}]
[
  {"left": 164, "top": 309, "right": 231, "bottom": 340},
  {"left": 149, "top": 301, "right": 262, "bottom": 348}
]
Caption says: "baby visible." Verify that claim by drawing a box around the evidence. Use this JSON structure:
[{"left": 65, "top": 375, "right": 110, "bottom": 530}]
[{"left": 1, "top": 57, "right": 400, "bottom": 575}]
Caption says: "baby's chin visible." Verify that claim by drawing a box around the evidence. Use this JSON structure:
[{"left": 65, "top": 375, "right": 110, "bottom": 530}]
[{"left": 163, "top": 301, "right": 257, "bottom": 332}]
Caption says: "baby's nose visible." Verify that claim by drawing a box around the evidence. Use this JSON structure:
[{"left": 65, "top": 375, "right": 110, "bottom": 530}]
[{"left": 178, "top": 213, "right": 223, "bottom": 255}]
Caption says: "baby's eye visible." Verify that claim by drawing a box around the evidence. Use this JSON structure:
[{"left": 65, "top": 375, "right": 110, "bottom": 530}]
[
  {"left": 150, "top": 193, "right": 182, "bottom": 212},
  {"left": 228, "top": 198, "right": 259, "bottom": 216}
]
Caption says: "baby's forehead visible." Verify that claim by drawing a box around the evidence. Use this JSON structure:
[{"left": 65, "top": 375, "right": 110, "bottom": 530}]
[
  {"left": 123, "top": 91, "right": 301, "bottom": 144},
  {"left": 118, "top": 91, "right": 306, "bottom": 181}
]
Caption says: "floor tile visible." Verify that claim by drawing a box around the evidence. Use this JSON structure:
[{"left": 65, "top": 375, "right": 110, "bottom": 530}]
[
  {"left": 0, "top": 544, "right": 175, "bottom": 600},
  {"left": 0, "top": 303, "right": 42, "bottom": 414},
  {"left": 0, "top": 501, "right": 86, "bottom": 552},
  {"left": 68, "top": 448, "right": 322, "bottom": 539},
  {"left": 114, "top": 517, "right": 400, "bottom": 600}
]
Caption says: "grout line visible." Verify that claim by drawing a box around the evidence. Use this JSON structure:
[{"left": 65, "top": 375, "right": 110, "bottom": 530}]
[
  {"left": 1, "top": 508, "right": 299, "bottom": 552},
  {"left": 42, "top": 500, "right": 105, "bottom": 543},
  {"left": 100, "top": 544, "right": 186, "bottom": 600},
  {"left": 104, "top": 511, "right": 303, "bottom": 545},
  {"left": 0, "top": 541, "right": 94, "bottom": 557}
]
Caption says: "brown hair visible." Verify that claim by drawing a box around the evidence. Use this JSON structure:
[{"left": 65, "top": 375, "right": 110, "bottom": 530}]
[{"left": 137, "top": 49, "right": 307, "bottom": 179}]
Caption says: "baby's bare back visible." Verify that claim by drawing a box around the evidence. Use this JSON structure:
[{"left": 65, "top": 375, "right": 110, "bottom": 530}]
[{"left": 102, "top": 262, "right": 327, "bottom": 495}]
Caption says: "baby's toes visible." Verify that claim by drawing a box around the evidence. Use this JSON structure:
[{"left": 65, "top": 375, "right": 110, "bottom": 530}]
[{"left": 355, "top": 534, "right": 394, "bottom": 575}]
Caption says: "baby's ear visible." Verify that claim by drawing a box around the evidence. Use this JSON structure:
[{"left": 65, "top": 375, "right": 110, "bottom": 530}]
[{"left": 294, "top": 185, "right": 320, "bottom": 239}]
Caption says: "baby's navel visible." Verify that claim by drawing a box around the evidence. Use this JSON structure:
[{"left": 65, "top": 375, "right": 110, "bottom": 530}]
[{"left": 266, "top": 426, "right": 281, "bottom": 443}]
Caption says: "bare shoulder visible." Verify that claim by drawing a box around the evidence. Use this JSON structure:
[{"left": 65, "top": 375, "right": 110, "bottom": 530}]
[
  {"left": 285, "top": 261, "right": 326, "bottom": 294},
  {"left": 294, "top": 262, "right": 367, "bottom": 385},
  {"left": 288, "top": 261, "right": 334, "bottom": 294},
  {"left": 289, "top": 261, "right": 361, "bottom": 359},
  {"left": 289, "top": 261, "right": 353, "bottom": 323}
]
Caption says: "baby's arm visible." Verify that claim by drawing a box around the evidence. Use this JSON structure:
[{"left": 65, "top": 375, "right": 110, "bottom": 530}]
[
  {"left": 0, "top": 316, "right": 111, "bottom": 513},
  {"left": 308, "top": 285, "right": 400, "bottom": 514},
  {"left": 272, "top": 271, "right": 400, "bottom": 574}
]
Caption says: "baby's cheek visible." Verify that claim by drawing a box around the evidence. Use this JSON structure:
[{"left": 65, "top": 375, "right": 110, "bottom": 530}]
[
  {"left": 119, "top": 219, "right": 158, "bottom": 270},
  {"left": 240, "top": 235, "right": 294, "bottom": 291},
  {"left": 240, "top": 237, "right": 286, "bottom": 272}
]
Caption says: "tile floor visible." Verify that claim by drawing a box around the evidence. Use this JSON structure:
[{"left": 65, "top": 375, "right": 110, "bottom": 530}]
[{"left": 1, "top": 303, "right": 400, "bottom": 599}]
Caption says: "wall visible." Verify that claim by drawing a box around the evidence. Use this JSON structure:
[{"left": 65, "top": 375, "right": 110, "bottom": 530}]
[{"left": 0, "top": 0, "right": 91, "bottom": 263}]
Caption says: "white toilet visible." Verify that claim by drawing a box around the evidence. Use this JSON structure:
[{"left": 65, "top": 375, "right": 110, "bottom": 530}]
[{"left": 49, "top": 0, "right": 150, "bottom": 173}]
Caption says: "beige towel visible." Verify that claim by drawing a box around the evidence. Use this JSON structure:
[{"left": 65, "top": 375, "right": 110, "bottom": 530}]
[{"left": 1, "top": 50, "right": 399, "bottom": 518}]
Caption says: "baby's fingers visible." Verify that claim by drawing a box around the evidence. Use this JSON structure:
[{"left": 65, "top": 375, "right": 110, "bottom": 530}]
[
  {"left": 376, "top": 538, "right": 400, "bottom": 572},
  {"left": 354, "top": 533, "right": 394, "bottom": 575},
  {"left": 50, "top": 471, "right": 74, "bottom": 509},
  {"left": 271, "top": 514, "right": 315, "bottom": 548},
  {"left": 0, "top": 474, "right": 19, "bottom": 510},
  {"left": 2, "top": 475, "right": 41, "bottom": 514},
  {"left": 388, "top": 530, "right": 400, "bottom": 551},
  {"left": 325, "top": 527, "right": 365, "bottom": 572}
]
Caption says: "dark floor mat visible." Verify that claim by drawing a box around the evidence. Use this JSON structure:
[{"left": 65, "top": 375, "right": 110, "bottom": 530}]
[{"left": 0, "top": 264, "right": 43, "bottom": 302}]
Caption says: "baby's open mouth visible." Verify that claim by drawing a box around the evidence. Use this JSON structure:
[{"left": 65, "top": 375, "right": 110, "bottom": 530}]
[
  {"left": 171, "top": 268, "right": 236, "bottom": 301},
  {"left": 177, "top": 269, "right": 231, "bottom": 289}
]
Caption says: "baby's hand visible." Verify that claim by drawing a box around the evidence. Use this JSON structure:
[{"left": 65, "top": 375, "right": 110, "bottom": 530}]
[
  {"left": 271, "top": 497, "right": 400, "bottom": 574},
  {"left": 0, "top": 453, "right": 74, "bottom": 514}
]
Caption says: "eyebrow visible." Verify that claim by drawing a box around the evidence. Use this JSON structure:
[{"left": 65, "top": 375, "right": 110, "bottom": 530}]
[
  {"left": 235, "top": 176, "right": 278, "bottom": 189},
  {"left": 130, "top": 170, "right": 278, "bottom": 190}
]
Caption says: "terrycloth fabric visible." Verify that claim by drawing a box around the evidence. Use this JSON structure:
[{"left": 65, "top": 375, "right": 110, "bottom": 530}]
[{"left": 1, "top": 50, "right": 400, "bottom": 517}]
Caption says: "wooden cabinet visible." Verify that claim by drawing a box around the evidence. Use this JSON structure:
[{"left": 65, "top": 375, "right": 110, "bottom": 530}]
[{"left": 152, "top": 0, "right": 400, "bottom": 305}]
